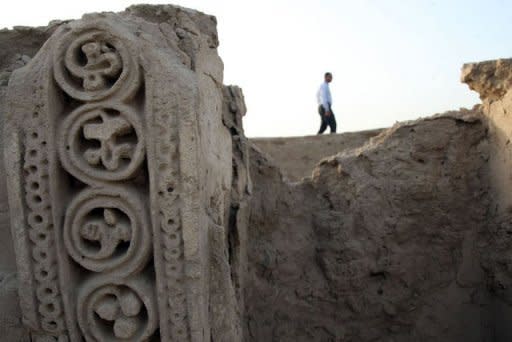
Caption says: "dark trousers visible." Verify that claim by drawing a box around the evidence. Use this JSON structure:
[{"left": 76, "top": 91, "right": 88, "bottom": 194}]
[{"left": 318, "top": 105, "right": 337, "bottom": 134}]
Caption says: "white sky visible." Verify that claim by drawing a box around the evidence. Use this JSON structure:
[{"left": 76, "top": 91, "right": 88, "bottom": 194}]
[{"left": 2, "top": 0, "right": 511, "bottom": 137}]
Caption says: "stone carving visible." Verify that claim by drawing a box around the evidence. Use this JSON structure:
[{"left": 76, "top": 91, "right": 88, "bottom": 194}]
[
  {"left": 5, "top": 6, "right": 242, "bottom": 341},
  {"left": 53, "top": 25, "right": 140, "bottom": 101},
  {"left": 6, "top": 18, "right": 155, "bottom": 341},
  {"left": 52, "top": 20, "right": 157, "bottom": 341},
  {"left": 58, "top": 103, "right": 145, "bottom": 183},
  {"left": 63, "top": 187, "right": 151, "bottom": 274},
  {"left": 70, "top": 41, "right": 122, "bottom": 91},
  {"left": 20, "top": 78, "right": 68, "bottom": 338},
  {"left": 77, "top": 277, "right": 157, "bottom": 341},
  {"left": 149, "top": 88, "right": 189, "bottom": 340}
]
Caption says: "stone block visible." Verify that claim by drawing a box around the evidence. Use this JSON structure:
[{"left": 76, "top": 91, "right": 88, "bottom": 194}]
[{"left": 4, "top": 8, "right": 243, "bottom": 341}]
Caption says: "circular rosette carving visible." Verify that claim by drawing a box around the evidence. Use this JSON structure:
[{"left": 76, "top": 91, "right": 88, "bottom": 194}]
[
  {"left": 78, "top": 277, "right": 157, "bottom": 341},
  {"left": 63, "top": 187, "right": 151, "bottom": 275},
  {"left": 59, "top": 103, "right": 145, "bottom": 183},
  {"left": 53, "top": 25, "right": 140, "bottom": 101}
]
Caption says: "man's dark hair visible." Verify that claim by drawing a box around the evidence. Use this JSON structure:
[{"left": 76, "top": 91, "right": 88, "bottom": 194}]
[{"left": 324, "top": 72, "right": 332, "bottom": 78}]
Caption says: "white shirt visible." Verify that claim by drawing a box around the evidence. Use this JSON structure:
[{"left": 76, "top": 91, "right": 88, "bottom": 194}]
[{"left": 316, "top": 82, "right": 332, "bottom": 111}]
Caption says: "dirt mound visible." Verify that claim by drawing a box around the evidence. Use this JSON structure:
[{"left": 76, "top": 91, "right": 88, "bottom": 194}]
[{"left": 252, "top": 129, "right": 383, "bottom": 181}]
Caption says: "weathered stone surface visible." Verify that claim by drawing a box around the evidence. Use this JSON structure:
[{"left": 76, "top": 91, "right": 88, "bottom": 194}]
[
  {"left": 0, "top": 23, "right": 61, "bottom": 342},
  {"left": 0, "top": 24, "right": 62, "bottom": 276},
  {"left": 462, "top": 58, "right": 512, "bottom": 101},
  {"left": 2, "top": 5, "right": 244, "bottom": 341}
]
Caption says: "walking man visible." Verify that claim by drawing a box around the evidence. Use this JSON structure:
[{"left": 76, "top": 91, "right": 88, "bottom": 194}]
[{"left": 316, "top": 72, "right": 337, "bottom": 134}]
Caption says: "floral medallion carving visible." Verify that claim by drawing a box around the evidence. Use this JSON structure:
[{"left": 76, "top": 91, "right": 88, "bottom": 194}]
[
  {"left": 77, "top": 278, "right": 157, "bottom": 341},
  {"left": 53, "top": 27, "right": 140, "bottom": 101},
  {"left": 63, "top": 187, "right": 151, "bottom": 275},
  {"left": 58, "top": 103, "right": 145, "bottom": 184}
]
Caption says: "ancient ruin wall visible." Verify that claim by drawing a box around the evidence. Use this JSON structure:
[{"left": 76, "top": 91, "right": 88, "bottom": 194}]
[
  {"left": 246, "top": 109, "right": 494, "bottom": 342},
  {"left": 3, "top": 4, "right": 512, "bottom": 342},
  {"left": 462, "top": 59, "right": 512, "bottom": 218},
  {"left": 463, "top": 59, "right": 512, "bottom": 339}
]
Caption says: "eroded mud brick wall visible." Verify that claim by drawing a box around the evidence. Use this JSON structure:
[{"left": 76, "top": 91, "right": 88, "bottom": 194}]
[
  {"left": 2, "top": 6, "right": 248, "bottom": 341},
  {"left": 463, "top": 59, "right": 512, "bottom": 340},
  {"left": 246, "top": 109, "right": 494, "bottom": 342}
]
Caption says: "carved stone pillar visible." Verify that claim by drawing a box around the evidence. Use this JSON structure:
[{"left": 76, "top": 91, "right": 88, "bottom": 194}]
[{"left": 4, "top": 9, "right": 241, "bottom": 341}]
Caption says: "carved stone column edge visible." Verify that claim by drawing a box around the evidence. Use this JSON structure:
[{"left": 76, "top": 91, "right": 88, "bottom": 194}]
[
  {"left": 4, "top": 35, "right": 72, "bottom": 340},
  {"left": 142, "top": 48, "right": 208, "bottom": 340}
]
